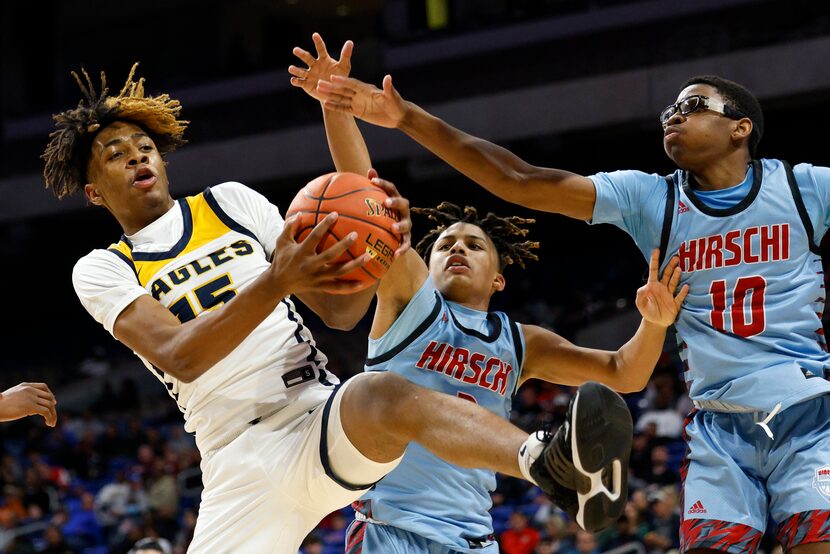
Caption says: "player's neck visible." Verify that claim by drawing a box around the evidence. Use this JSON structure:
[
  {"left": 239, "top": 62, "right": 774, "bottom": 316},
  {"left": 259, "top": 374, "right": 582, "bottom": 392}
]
[
  {"left": 117, "top": 196, "right": 177, "bottom": 236},
  {"left": 687, "top": 152, "right": 752, "bottom": 191}
]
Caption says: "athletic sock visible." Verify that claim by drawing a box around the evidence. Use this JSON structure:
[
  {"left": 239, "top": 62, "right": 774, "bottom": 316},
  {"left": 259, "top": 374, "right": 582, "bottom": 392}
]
[{"left": 517, "top": 432, "right": 545, "bottom": 486}]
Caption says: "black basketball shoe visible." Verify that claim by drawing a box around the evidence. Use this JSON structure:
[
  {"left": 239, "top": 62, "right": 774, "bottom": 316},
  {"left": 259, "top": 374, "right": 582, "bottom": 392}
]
[{"left": 530, "top": 382, "right": 632, "bottom": 532}]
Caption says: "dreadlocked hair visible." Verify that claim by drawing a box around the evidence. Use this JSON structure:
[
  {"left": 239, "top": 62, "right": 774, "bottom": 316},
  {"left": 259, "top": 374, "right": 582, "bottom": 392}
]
[
  {"left": 413, "top": 202, "right": 540, "bottom": 270},
  {"left": 42, "top": 63, "right": 189, "bottom": 199}
]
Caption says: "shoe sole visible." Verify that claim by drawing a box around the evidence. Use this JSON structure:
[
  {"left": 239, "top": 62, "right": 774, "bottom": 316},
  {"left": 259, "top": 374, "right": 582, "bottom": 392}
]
[{"left": 570, "top": 381, "right": 633, "bottom": 531}]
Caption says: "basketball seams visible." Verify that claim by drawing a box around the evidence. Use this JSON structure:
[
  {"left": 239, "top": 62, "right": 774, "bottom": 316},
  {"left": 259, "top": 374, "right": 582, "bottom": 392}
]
[
  {"left": 302, "top": 186, "right": 385, "bottom": 201},
  {"left": 313, "top": 173, "right": 338, "bottom": 228},
  {"left": 286, "top": 173, "right": 401, "bottom": 289}
]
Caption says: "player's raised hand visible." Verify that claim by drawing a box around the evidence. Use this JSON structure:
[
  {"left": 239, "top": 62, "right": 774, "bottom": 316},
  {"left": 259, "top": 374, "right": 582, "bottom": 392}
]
[
  {"left": 636, "top": 249, "right": 689, "bottom": 327},
  {"left": 366, "top": 168, "right": 411, "bottom": 258},
  {"left": 318, "top": 74, "right": 408, "bottom": 128},
  {"left": 0, "top": 383, "right": 57, "bottom": 427},
  {"left": 289, "top": 33, "right": 354, "bottom": 103},
  {"left": 270, "top": 212, "right": 370, "bottom": 295}
]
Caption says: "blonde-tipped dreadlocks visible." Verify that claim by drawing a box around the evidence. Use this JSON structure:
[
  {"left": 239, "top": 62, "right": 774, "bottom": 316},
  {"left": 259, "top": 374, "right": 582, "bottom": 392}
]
[
  {"left": 42, "top": 63, "right": 188, "bottom": 199},
  {"left": 413, "top": 202, "right": 540, "bottom": 270}
]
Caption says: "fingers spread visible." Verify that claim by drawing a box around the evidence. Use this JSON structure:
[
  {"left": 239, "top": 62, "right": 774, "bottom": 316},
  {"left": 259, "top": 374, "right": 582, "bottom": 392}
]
[
  {"left": 303, "top": 212, "right": 339, "bottom": 250},
  {"left": 331, "top": 253, "right": 371, "bottom": 276},
  {"left": 312, "top": 32, "right": 329, "bottom": 58},
  {"left": 675, "top": 284, "right": 690, "bottom": 308},
  {"left": 288, "top": 65, "right": 307, "bottom": 79},
  {"left": 340, "top": 40, "right": 354, "bottom": 68},
  {"left": 648, "top": 249, "right": 659, "bottom": 282},
  {"left": 292, "top": 47, "right": 315, "bottom": 66},
  {"left": 317, "top": 231, "right": 357, "bottom": 263}
]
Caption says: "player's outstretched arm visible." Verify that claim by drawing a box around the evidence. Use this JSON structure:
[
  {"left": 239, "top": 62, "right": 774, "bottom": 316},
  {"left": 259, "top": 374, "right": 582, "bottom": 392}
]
[
  {"left": 317, "top": 74, "right": 597, "bottom": 220},
  {"left": 520, "top": 250, "right": 688, "bottom": 392},
  {"left": 289, "top": 33, "right": 371, "bottom": 176},
  {"left": 0, "top": 383, "right": 57, "bottom": 427},
  {"left": 112, "top": 214, "right": 370, "bottom": 383}
]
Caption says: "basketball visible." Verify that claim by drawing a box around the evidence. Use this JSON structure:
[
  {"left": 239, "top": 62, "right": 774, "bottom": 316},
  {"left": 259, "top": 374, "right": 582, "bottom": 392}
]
[{"left": 285, "top": 172, "right": 402, "bottom": 292}]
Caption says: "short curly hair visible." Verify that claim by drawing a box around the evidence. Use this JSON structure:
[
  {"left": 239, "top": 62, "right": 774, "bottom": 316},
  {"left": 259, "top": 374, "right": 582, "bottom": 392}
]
[
  {"left": 42, "top": 63, "right": 188, "bottom": 199},
  {"left": 413, "top": 202, "right": 539, "bottom": 271}
]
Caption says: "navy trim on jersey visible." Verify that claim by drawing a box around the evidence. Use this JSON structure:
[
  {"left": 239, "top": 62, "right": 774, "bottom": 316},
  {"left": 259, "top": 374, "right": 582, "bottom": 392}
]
[
  {"left": 658, "top": 175, "right": 676, "bottom": 268},
  {"left": 149, "top": 364, "right": 187, "bottom": 414},
  {"left": 319, "top": 385, "right": 379, "bottom": 491},
  {"left": 449, "top": 307, "right": 502, "bottom": 343},
  {"left": 509, "top": 320, "right": 524, "bottom": 398},
  {"left": 281, "top": 298, "right": 333, "bottom": 385},
  {"left": 131, "top": 199, "right": 193, "bottom": 261},
  {"left": 106, "top": 247, "right": 139, "bottom": 280},
  {"left": 783, "top": 161, "right": 822, "bottom": 255},
  {"left": 202, "top": 187, "right": 260, "bottom": 243},
  {"left": 681, "top": 159, "right": 763, "bottom": 217},
  {"left": 365, "top": 292, "right": 443, "bottom": 367}
]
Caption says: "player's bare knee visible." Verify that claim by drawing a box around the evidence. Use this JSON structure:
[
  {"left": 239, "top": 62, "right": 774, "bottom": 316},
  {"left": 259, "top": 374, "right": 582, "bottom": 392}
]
[{"left": 359, "top": 373, "right": 423, "bottom": 435}]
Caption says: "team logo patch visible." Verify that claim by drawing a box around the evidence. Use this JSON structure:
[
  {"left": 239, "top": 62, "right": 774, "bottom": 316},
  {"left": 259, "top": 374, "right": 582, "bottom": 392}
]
[{"left": 812, "top": 465, "right": 830, "bottom": 501}]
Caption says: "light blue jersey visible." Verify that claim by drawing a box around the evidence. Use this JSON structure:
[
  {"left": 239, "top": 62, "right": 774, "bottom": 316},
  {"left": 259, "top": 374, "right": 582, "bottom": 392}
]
[
  {"left": 354, "top": 277, "right": 524, "bottom": 552},
  {"left": 590, "top": 159, "right": 830, "bottom": 413}
]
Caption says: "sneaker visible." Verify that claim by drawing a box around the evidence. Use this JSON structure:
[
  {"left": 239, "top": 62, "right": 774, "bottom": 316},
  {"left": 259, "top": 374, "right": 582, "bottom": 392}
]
[{"left": 530, "top": 381, "right": 632, "bottom": 532}]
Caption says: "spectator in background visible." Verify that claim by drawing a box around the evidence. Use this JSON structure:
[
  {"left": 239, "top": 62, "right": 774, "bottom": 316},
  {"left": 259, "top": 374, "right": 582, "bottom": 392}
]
[
  {"left": 128, "top": 537, "right": 171, "bottom": 554},
  {"left": 61, "top": 491, "right": 103, "bottom": 550},
  {"left": 641, "top": 444, "right": 680, "bottom": 486},
  {"left": 562, "top": 530, "right": 601, "bottom": 554},
  {"left": 173, "top": 509, "right": 196, "bottom": 553},
  {"left": 635, "top": 371, "right": 684, "bottom": 439},
  {"left": 40, "top": 525, "right": 76, "bottom": 554},
  {"left": 644, "top": 487, "right": 681, "bottom": 553},
  {"left": 501, "top": 511, "right": 540, "bottom": 554},
  {"left": 299, "top": 535, "right": 323, "bottom": 554}
]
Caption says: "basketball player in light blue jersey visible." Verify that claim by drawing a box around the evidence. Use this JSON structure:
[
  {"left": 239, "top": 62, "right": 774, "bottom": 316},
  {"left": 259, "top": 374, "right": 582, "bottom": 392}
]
[
  {"left": 318, "top": 68, "right": 830, "bottom": 552},
  {"left": 291, "top": 35, "right": 686, "bottom": 552}
]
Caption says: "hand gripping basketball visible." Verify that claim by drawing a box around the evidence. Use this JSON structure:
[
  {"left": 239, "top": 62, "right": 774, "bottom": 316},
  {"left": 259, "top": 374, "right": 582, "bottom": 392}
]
[{"left": 285, "top": 172, "right": 404, "bottom": 293}]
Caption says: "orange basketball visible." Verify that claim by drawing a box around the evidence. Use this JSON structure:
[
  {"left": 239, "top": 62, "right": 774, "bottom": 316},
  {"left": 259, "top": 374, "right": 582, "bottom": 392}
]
[{"left": 285, "top": 172, "right": 402, "bottom": 293}]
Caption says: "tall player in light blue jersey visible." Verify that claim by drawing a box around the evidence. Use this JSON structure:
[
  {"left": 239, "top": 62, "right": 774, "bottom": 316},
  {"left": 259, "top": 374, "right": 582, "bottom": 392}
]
[
  {"left": 318, "top": 69, "right": 830, "bottom": 552},
  {"left": 291, "top": 34, "right": 686, "bottom": 553}
]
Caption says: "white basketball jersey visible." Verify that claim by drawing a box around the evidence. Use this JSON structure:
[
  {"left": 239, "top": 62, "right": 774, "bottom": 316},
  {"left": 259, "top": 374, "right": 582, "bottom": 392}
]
[{"left": 72, "top": 182, "right": 336, "bottom": 454}]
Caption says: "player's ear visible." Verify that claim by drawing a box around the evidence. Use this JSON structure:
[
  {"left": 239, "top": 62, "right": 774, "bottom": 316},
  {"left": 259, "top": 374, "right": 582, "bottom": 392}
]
[
  {"left": 492, "top": 273, "right": 505, "bottom": 293},
  {"left": 84, "top": 183, "right": 105, "bottom": 207}
]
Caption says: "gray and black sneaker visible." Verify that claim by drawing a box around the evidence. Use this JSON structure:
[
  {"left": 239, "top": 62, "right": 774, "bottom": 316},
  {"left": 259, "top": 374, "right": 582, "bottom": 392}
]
[{"left": 530, "top": 382, "right": 632, "bottom": 532}]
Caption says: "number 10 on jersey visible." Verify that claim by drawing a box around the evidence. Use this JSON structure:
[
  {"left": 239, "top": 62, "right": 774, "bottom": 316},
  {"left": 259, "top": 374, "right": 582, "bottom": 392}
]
[{"left": 709, "top": 276, "right": 767, "bottom": 337}]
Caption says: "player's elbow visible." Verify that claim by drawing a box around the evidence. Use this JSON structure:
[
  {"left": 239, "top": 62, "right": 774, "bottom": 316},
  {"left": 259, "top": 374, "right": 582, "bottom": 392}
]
[
  {"left": 613, "top": 368, "right": 651, "bottom": 394},
  {"left": 153, "top": 347, "right": 204, "bottom": 384},
  {"left": 616, "top": 377, "right": 649, "bottom": 394}
]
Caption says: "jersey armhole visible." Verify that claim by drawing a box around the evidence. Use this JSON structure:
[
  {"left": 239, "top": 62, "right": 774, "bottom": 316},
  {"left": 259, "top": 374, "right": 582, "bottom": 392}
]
[
  {"left": 658, "top": 174, "right": 676, "bottom": 268},
  {"left": 783, "top": 161, "right": 822, "bottom": 255},
  {"left": 509, "top": 320, "right": 525, "bottom": 398},
  {"left": 365, "top": 292, "right": 443, "bottom": 367}
]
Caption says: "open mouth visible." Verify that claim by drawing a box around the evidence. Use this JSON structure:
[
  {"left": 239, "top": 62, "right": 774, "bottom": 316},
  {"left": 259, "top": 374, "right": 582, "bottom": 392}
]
[
  {"left": 446, "top": 255, "right": 470, "bottom": 273},
  {"left": 133, "top": 168, "right": 156, "bottom": 188}
]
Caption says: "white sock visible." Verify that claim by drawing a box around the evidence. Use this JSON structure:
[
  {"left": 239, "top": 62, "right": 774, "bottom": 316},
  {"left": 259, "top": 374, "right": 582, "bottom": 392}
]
[{"left": 517, "top": 432, "right": 545, "bottom": 486}]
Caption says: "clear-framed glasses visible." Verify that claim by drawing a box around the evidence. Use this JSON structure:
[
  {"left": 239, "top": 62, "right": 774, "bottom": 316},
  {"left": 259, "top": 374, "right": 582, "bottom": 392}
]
[{"left": 659, "top": 95, "right": 747, "bottom": 127}]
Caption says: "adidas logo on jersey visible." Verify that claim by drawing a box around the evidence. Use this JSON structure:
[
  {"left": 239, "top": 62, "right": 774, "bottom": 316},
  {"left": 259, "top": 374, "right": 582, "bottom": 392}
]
[
  {"left": 678, "top": 201, "right": 689, "bottom": 214},
  {"left": 688, "top": 500, "right": 707, "bottom": 514}
]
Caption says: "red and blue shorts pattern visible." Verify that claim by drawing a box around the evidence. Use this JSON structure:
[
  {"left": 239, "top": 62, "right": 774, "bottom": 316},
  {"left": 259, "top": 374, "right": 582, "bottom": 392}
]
[{"left": 680, "top": 396, "right": 830, "bottom": 552}]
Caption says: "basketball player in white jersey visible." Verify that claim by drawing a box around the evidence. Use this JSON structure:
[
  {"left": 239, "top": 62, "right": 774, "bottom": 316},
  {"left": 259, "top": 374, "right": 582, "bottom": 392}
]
[{"left": 45, "top": 64, "right": 633, "bottom": 552}]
